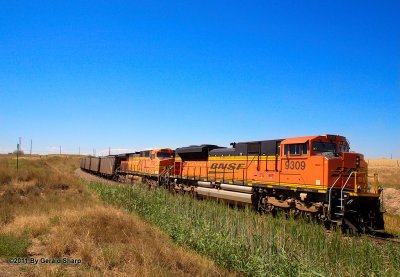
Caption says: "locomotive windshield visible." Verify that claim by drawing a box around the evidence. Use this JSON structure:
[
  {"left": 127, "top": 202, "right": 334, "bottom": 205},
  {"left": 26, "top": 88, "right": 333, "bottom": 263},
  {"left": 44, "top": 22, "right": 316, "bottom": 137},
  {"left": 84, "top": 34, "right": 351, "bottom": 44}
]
[
  {"left": 339, "top": 144, "right": 350, "bottom": 152},
  {"left": 157, "top": 152, "right": 173, "bottom": 159},
  {"left": 312, "top": 142, "right": 336, "bottom": 153}
]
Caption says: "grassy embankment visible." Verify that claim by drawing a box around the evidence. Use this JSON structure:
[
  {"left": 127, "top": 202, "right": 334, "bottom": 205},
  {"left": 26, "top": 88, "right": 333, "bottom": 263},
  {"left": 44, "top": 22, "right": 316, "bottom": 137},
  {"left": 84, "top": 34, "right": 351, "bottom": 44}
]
[
  {"left": 91, "top": 180, "right": 400, "bottom": 277},
  {"left": 0, "top": 155, "right": 228, "bottom": 276}
]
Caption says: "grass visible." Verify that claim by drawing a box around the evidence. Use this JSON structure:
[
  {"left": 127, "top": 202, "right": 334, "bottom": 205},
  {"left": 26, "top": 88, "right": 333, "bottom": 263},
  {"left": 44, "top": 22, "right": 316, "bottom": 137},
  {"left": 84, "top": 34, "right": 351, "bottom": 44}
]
[
  {"left": 1, "top": 154, "right": 399, "bottom": 276},
  {"left": 384, "top": 213, "right": 400, "bottom": 236},
  {"left": 0, "top": 155, "right": 90, "bottom": 226},
  {"left": 90, "top": 181, "right": 400, "bottom": 277},
  {"left": 0, "top": 234, "right": 30, "bottom": 258},
  {"left": 0, "top": 155, "right": 228, "bottom": 276}
]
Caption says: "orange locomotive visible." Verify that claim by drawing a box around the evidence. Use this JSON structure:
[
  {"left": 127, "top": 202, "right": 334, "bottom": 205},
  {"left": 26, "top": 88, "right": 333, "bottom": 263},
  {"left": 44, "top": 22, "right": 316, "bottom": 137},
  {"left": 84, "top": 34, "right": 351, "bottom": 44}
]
[
  {"left": 171, "top": 134, "right": 383, "bottom": 232},
  {"left": 82, "top": 134, "right": 384, "bottom": 232},
  {"left": 119, "top": 148, "right": 175, "bottom": 186}
]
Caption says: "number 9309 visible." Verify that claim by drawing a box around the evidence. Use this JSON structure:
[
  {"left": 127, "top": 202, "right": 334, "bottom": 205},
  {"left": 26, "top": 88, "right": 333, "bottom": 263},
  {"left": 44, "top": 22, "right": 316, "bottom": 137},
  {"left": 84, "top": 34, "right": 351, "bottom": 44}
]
[{"left": 285, "top": 161, "right": 306, "bottom": 170}]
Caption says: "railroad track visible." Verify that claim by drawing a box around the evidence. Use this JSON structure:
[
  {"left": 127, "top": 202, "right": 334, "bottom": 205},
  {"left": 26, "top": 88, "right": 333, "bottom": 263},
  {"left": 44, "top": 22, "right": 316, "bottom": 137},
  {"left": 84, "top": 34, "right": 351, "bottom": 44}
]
[{"left": 366, "top": 232, "right": 400, "bottom": 244}]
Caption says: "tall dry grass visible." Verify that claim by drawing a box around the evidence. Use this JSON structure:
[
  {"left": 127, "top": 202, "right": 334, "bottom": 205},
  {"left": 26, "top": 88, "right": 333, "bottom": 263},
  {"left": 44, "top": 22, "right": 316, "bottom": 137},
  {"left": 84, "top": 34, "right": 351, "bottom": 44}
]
[
  {"left": 40, "top": 206, "right": 228, "bottom": 277},
  {"left": 384, "top": 213, "right": 400, "bottom": 236},
  {"left": 0, "top": 155, "right": 89, "bottom": 226},
  {"left": 0, "top": 155, "right": 229, "bottom": 276},
  {"left": 367, "top": 158, "right": 400, "bottom": 189}
]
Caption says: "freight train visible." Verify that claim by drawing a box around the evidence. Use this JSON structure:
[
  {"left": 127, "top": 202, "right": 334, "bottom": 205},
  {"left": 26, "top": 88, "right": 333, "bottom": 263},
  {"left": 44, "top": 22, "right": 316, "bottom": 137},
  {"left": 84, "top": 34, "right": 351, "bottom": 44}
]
[{"left": 80, "top": 134, "right": 384, "bottom": 233}]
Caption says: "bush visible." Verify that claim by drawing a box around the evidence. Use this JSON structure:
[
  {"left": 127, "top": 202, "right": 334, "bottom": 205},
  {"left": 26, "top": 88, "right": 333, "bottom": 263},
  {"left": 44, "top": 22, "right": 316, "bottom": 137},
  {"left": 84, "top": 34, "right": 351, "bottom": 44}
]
[{"left": 0, "top": 234, "right": 30, "bottom": 258}]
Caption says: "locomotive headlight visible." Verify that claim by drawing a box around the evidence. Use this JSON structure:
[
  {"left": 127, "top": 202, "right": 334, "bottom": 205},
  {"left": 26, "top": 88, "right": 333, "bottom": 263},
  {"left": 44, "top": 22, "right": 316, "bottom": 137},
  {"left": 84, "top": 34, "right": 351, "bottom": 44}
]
[{"left": 356, "top": 156, "right": 360, "bottom": 167}]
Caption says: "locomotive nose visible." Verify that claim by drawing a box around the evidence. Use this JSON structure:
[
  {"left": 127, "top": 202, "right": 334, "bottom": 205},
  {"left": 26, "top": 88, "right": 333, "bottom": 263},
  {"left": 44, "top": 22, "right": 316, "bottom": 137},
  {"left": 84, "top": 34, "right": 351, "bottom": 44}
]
[
  {"left": 340, "top": 152, "right": 368, "bottom": 192},
  {"left": 342, "top": 152, "right": 366, "bottom": 171}
]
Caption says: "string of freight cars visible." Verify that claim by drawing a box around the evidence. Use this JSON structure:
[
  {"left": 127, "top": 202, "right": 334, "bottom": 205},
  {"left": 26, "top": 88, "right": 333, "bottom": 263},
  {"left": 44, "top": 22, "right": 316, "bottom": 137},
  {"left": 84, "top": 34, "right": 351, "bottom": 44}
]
[{"left": 80, "top": 134, "right": 385, "bottom": 233}]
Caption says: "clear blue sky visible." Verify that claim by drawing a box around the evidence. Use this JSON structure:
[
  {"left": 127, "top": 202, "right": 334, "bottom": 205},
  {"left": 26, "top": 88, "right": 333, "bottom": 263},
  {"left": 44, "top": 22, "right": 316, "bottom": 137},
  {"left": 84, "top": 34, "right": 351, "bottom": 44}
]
[{"left": 0, "top": 1, "right": 399, "bottom": 157}]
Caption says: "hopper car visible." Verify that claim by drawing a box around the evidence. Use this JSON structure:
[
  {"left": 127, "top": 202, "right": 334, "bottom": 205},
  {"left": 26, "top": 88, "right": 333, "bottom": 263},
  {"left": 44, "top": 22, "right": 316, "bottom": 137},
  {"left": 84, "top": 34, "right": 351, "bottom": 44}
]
[
  {"left": 80, "top": 134, "right": 384, "bottom": 233},
  {"left": 81, "top": 154, "right": 129, "bottom": 179}
]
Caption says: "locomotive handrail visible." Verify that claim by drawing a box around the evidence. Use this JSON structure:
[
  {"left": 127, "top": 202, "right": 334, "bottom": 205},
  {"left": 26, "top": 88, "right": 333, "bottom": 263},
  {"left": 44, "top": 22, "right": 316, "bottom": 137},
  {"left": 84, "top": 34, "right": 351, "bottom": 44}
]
[
  {"left": 340, "top": 171, "right": 356, "bottom": 211},
  {"left": 328, "top": 174, "right": 343, "bottom": 217},
  {"left": 158, "top": 165, "right": 170, "bottom": 182},
  {"left": 245, "top": 155, "right": 258, "bottom": 169},
  {"left": 158, "top": 164, "right": 174, "bottom": 187},
  {"left": 354, "top": 172, "right": 358, "bottom": 193},
  {"left": 373, "top": 173, "right": 379, "bottom": 194},
  {"left": 353, "top": 171, "right": 368, "bottom": 193}
]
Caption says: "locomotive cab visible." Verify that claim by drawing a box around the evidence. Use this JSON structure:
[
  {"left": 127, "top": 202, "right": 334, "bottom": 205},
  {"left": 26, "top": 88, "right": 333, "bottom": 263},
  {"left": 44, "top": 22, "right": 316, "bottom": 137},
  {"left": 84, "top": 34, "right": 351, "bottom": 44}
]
[
  {"left": 146, "top": 148, "right": 175, "bottom": 174},
  {"left": 123, "top": 149, "right": 175, "bottom": 175},
  {"left": 280, "top": 134, "right": 374, "bottom": 193},
  {"left": 150, "top": 149, "right": 175, "bottom": 160},
  {"left": 280, "top": 134, "right": 383, "bottom": 231}
]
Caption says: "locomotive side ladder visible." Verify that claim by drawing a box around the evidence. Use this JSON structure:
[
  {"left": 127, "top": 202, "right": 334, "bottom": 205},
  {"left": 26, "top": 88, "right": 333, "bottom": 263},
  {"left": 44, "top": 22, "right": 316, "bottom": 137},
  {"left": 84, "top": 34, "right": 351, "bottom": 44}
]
[
  {"left": 328, "top": 171, "right": 359, "bottom": 222},
  {"left": 158, "top": 165, "right": 173, "bottom": 188},
  {"left": 328, "top": 174, "right": 343, "bottom": 222}
]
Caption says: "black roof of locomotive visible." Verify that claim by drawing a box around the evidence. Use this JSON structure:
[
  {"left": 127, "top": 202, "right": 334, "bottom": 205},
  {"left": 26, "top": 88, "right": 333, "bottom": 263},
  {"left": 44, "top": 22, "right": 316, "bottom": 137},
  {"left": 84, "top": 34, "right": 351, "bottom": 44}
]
[
  {"left": 175, "top": 144, "right": 221, "bottom": 154},
  {"left": 175, "top": 139, "right": 284, "bottom": 159},
  {"left": 209, "top": 139, "right": 284, "bottom": 156},
  {"left": 175, "top": 144, "right": 222, "bottom": 161},
  {"left": 208, "top": 148, "right": 235, "bottom": 156}
]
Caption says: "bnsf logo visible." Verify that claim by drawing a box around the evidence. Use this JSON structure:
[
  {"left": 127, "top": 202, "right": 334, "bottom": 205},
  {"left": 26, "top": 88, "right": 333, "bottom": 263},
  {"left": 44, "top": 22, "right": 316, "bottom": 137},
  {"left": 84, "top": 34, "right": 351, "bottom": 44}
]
[{"left": 210, "top": 163, "right": 245, "bottom": 170}]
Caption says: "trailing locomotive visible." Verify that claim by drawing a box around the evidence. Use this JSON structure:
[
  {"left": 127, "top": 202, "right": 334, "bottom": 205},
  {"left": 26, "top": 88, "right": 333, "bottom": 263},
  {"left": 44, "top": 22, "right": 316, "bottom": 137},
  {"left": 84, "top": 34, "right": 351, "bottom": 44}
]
[{"left": 80, "top": 134, "right": 384, "bottom": 233}]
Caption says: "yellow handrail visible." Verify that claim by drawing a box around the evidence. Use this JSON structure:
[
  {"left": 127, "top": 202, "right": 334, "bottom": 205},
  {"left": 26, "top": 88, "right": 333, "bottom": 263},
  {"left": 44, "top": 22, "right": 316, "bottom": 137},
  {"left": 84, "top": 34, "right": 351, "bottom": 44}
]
[
  {"left": 342, "top": 171, "right": 379, "bottom": 194},
  {"left": 374, "top": 173, "right": 379, "bottom": 194},
  {"left": 354, "top": 172, "right": 358, "bottom": 193}
]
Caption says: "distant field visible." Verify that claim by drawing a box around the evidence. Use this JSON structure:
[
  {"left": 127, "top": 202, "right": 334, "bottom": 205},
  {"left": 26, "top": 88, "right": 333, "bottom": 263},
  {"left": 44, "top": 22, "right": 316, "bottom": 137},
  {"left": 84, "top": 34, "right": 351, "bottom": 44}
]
[{"left": 367, "top": 159, "right": 400, "bottom": 189}]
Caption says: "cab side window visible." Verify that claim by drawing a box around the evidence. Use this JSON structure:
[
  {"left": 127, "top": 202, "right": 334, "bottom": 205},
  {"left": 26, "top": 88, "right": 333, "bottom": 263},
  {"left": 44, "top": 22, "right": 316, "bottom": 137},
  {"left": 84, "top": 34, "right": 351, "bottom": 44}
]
[
  {"left": 290, "top": 144, "right": 300, "bottom": 155},
  {"left": 284, "top": 143, "right": 308, "bottom": 155},
  {"left": 302, "top": 143, "right": 308, "bottom": 154}
]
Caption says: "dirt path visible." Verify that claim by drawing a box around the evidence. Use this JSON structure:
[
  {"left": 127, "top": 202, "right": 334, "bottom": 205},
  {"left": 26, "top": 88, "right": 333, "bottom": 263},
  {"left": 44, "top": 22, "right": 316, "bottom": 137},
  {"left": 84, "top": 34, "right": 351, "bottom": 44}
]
[{"left": 74, "top": 168, "right": 119, "bottom": 185}]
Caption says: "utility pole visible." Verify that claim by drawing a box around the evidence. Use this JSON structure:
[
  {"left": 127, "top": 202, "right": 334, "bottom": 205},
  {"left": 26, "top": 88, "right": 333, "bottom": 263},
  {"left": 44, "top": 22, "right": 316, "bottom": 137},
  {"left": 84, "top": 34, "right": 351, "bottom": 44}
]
[
  {"left": 79, "top": 147, "right": 80, "bottom": 155},
  {"left": 109, "top": 146, "right": 111, "bottom": 156},
  {"left": 16, "top": 143, "right": 19, "bottom": 171},
  {"left": 30, "top": 139, "right": 32, "bottom": 156},
  {"left": 59, "top": 145, "right": 61, "bottom": 155},
  {"left": 19, "top": 137, "right": 22, "bottom": 153}
]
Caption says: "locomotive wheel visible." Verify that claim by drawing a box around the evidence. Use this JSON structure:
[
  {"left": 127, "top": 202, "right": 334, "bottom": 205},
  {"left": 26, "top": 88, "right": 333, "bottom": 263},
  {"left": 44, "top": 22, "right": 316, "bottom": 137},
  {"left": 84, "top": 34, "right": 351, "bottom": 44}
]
[
  {"left": 289, "top": 208, "right": 300, "bottom": 219},
  {"left": 149, "top": 179, "right": 157, "bottom": 189},
  {"left": 324, "top": 220, "right": 331, "bottom": 231}
]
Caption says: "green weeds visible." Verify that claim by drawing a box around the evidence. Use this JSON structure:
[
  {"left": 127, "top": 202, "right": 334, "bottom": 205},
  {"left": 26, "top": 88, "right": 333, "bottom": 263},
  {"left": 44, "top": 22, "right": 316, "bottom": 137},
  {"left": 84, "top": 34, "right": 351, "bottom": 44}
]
[
  {"left": 90, "top": 182, "right": 400, "bottom": 276},
  {"left": 0, "top": 234, "right": 30, "bottom": 258}
]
